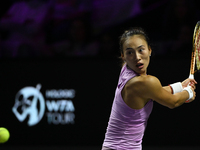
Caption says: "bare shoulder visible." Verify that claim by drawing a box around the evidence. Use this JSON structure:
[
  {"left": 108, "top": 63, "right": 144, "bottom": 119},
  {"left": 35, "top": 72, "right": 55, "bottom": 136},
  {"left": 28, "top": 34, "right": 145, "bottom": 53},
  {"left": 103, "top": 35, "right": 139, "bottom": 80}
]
[
  {"left": 121, "top": 75, "right": 161, "bottom": 107},
  {"left": 127, "top": 75, "right": 160, "bottom": 88},
  {"left": 123, "top": 75, "right": 162, "bottom": 101}
]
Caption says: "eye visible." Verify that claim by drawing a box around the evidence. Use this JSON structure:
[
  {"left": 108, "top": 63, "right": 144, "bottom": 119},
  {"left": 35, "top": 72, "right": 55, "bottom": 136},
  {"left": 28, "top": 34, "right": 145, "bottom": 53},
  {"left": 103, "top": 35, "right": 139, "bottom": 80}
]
[
  {"left": 139, "top": 49, "right": 144, "bottom": 52},
  {"left": 127, "top": 51, "right": 133, "bottom": 55},
  {"left": 128, "top": 51, "right": 132, "bottom": 54}
]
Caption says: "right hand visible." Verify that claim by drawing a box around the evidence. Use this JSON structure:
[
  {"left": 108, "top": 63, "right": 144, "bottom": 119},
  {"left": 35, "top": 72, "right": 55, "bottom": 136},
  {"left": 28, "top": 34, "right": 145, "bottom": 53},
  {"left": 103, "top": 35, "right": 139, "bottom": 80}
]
[{"left": 182, "top": 78, "right": 197, "bottom": 89}]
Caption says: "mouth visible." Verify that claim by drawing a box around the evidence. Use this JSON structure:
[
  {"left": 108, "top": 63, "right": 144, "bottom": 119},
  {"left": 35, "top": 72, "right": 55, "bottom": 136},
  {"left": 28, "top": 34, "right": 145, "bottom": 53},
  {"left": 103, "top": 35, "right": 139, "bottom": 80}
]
[{"left": 136, "top": 63, "right": 144, "bottom": 69}]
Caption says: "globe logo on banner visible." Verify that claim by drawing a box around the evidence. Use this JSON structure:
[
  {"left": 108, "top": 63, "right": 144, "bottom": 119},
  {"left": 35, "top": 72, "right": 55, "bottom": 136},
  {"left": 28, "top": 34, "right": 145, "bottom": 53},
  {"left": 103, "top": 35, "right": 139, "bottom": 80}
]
[{"left": 12, "top": 84, "right": 45, "bottom": 126}]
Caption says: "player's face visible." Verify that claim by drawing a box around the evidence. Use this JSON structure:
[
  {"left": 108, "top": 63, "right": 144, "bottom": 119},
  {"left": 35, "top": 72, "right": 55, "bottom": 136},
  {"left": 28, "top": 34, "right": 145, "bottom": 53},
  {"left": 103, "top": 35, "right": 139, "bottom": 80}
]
[{"left": 122, "top": 35, "right": 151, "bottom": 75}]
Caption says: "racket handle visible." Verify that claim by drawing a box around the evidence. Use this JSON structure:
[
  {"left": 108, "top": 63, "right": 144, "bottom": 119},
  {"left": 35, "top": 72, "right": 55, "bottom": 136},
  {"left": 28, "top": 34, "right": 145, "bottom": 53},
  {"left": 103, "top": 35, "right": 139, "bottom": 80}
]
[
  {"left": 189, "top": 74, "right": 194, "bottom": 79},
  {"left": 187, "top": 74, "right": 194, "bottom": 87}
]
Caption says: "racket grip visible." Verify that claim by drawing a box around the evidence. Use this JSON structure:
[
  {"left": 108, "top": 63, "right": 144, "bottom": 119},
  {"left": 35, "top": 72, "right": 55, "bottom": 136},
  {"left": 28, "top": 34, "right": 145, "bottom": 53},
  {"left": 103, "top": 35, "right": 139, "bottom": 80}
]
[
  {"left": 189, "top": 74, "right": 194, "bottom": 79},
  {"left": 187, "top": 74, "right": 194, "bottom": 87}
]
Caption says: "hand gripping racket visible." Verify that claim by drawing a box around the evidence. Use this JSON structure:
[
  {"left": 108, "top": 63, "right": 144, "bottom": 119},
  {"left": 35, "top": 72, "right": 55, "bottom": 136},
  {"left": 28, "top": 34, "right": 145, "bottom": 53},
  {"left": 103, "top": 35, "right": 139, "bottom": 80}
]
[
  {"left": 189, "top": 21, "right": 200, "bottom": 79},
  {"left": 185, "top": 21, "right": 200, "bottom": 102}
]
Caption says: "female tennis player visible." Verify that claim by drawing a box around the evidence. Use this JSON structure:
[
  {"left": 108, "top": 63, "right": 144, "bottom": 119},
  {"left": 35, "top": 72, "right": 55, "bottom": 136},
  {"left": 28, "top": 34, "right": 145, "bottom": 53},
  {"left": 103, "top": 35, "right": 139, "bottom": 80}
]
[{"left": 102, "top": 27, "right": 197, "bottom": 150}]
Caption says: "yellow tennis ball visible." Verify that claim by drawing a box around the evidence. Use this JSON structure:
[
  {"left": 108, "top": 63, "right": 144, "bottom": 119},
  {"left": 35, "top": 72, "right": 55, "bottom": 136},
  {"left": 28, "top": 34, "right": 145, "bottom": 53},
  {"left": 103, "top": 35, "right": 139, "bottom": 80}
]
[{"left": 0, "top": 127, "right": 10, "bottom": 143}]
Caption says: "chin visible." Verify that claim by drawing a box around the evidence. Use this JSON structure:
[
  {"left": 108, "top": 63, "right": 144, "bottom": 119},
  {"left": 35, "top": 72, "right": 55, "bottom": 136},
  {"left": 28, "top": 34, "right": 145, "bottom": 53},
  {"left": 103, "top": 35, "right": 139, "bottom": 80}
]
[{"left": 136, "top": 69, "right": 146, "bottom": 75}]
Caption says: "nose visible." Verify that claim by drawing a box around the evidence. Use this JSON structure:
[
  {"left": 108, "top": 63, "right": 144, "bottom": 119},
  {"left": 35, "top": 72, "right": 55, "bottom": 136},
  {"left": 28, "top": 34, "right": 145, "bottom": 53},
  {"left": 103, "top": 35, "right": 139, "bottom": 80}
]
[{"left": 135, "top": 52, "right": 141, "bottom": 61}]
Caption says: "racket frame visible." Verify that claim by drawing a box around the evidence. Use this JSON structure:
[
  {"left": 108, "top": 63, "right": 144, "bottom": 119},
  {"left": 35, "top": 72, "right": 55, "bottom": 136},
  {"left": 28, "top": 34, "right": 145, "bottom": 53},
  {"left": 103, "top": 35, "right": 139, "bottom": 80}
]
[{"left": 189, "top": 21, "right": 200, "bottom": 79}]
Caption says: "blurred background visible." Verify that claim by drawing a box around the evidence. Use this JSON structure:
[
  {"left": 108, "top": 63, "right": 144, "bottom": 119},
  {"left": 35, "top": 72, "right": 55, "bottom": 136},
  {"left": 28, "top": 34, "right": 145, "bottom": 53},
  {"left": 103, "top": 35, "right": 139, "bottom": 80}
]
[{"left": 0, "top": 0, "right": 200, "bottom": 149}]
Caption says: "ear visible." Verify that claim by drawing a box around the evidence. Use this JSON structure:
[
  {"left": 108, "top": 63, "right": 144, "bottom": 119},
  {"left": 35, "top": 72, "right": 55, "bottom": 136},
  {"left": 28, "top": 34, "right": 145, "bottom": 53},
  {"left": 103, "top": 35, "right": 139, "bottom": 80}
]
[
  {"left": 121, "top": 53, "right": 125, "bottom": 61},
  {"left": 148, "top": 46, "right": 152, "bottom": 56}
]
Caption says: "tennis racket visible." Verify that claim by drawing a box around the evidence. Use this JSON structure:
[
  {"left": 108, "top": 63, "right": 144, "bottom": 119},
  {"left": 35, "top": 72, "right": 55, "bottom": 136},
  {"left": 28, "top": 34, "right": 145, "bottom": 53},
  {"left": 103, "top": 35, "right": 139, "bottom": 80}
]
[{"left": 189, "top": 21, "right": 200, "bottom": 79}]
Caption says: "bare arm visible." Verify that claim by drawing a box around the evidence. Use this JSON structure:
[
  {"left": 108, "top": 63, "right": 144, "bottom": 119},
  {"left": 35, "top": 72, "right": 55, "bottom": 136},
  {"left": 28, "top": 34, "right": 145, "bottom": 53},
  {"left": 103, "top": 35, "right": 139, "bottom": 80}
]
[
  {"left": 163, "top": 86, "right": 172, "bottom": 93},
  {"left": 134, "top": 75, "right": 196, "bottom": 109}
]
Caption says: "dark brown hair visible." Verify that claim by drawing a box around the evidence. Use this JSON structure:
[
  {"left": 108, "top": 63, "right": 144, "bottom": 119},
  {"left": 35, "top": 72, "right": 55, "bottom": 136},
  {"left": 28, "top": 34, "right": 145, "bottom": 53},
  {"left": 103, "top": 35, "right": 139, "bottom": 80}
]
[{"left": 119, "top": 27, "right": 150, "bottom": 54}]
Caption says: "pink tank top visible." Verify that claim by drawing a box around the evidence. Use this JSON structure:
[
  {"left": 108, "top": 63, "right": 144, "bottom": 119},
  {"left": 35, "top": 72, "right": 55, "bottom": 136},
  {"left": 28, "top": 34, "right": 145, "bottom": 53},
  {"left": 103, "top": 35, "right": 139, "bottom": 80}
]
[{"left": 102, "top": 64, "right": 153, "bottom": 150}]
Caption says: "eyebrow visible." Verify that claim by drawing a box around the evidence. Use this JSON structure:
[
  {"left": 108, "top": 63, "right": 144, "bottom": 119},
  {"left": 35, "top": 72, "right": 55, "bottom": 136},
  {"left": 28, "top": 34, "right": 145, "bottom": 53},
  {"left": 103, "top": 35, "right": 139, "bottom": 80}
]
[{"left": 125, "top": 45, "right": 145, "bottom": 51}]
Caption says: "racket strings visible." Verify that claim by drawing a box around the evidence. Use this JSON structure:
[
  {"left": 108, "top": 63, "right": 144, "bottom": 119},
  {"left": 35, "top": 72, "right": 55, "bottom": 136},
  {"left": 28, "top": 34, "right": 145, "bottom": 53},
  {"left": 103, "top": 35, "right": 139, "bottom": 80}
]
[
  {"left": 195, "top": 25, "right": 200, "bottom": 71},
  {"left": 190, "top": 22, "right": 200, "bottom": 75},
  {"left": 189, "top": 21, "right": 200, "bottom": 77}
]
